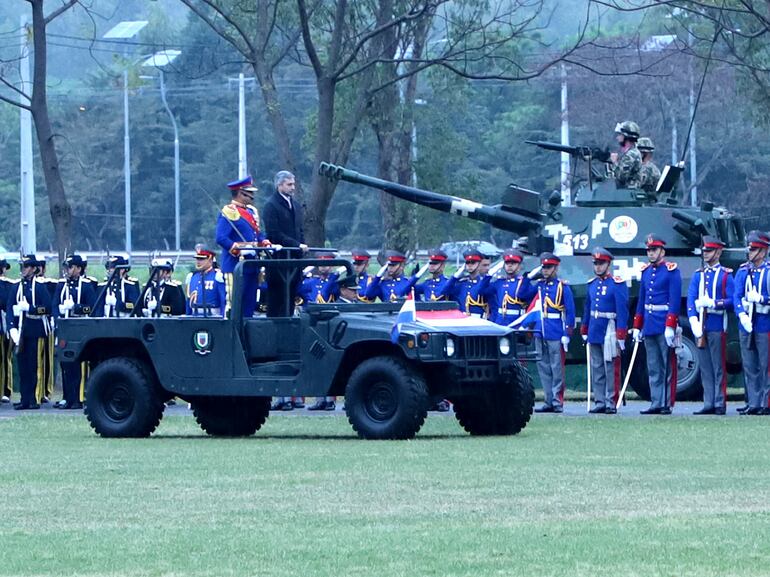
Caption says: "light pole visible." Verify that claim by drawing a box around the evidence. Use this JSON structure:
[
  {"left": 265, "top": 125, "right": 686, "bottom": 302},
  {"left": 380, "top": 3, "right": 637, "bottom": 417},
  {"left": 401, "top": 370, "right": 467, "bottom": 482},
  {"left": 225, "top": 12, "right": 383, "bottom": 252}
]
[
  {"left": 103, "top": 20, "right": 148, "bottom": 254},
  {"left": 142, "top": 50, "right": 182, "bottom": 251}
]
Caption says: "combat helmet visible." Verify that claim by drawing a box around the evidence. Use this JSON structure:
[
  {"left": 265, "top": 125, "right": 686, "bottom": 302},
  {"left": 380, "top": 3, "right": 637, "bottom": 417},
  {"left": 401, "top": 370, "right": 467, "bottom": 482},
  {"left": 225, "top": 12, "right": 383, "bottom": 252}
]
[
  {"left": 637, "top": 137, "right": 655, "bottom": 152},
  {"left": 614, "top": 120, "right": 640, "bottom": 140}
]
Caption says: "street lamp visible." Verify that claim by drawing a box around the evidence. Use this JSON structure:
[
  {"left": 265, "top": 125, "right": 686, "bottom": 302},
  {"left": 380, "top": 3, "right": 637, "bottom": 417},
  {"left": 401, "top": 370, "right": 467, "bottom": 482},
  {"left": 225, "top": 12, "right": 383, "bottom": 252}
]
[
  {"left": 142, "top": 50, "right": 182, "bottom": 251},
  {"left": 103, "top": 20, "right": 148, "bottom": 254}
]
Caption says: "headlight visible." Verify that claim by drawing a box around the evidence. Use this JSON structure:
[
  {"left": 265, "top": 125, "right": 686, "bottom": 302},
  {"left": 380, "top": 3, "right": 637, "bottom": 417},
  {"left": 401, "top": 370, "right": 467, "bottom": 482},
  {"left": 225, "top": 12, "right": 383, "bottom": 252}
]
[
  {"left": 445, "top": 337, "right": 456, "bottom": 357},
  {"left": 499, "top": 337, "right": 511, "bottom": 356}
]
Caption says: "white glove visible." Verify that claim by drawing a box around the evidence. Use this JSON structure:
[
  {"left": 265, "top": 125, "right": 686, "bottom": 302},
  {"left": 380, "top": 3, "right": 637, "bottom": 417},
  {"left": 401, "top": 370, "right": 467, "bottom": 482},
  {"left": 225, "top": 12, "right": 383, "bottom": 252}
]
[
  {"left": 63, "top": 298, "right": 75, "bottom": 311},
  {"left": 17, "top": 300, "right": 30, "bottom": 313},
  {"left": 581, "top": 334, "right": 588, "bottom": 344},
  {"left": 240, "top": 249, "right": 256, "bottom": 257},
  {"left": 269, "top": 244, "right": 283, "bottom": 252},
  {"left": 527, "top": 265, "right": 543, "bottom": 280},
  {"left": 618, "top": 339, "right": 626, "bottom": 352},
  {"left": 147, "top": 298, "right": 158, "bottom": 312},
  {"left": 58, "top": 304, "right": 68, "bottom": 316},
  {"left": 105, "top": 292, "right": 117, "bottom": 307},
  {"left": 453, "top": 264, "right": 466, "bottom": 279},
  {"left": 749, "top": 289, "right": 763, "bottom": 304},
  {"left": 630, "top": 328, "right": 643, "bottom": 343},
  {"left": 561, "top": 335, "right": 570, "bottom": 351},
  {"left": 664, "top": 326, "right": 675, "bottom": 347},
  {"left": 376, "top": 264, "right": 388, "bottom": 279},
  {"left": 694, "top": 297, "right": 704, "bottom": 311},
  {"left": 739, "top": 312, "right": 753, "bottom": 333},
  {"left": 416, "top": 263, "right": 430, "bottom": 278},
  {"left": 12, "top": 304, "right": 20, "bottom": 317},
  {"left": 335, "top": 265, "right": 347, "bottom": 276},
  {"left": 689, "top": 316, "right": 703, "bottom": 340},
  {"left": 9, "top": 328, "right": 20, "bottom": 346},
  {"left": 700, "top": 296, "right": 715, "bottom": 309}
]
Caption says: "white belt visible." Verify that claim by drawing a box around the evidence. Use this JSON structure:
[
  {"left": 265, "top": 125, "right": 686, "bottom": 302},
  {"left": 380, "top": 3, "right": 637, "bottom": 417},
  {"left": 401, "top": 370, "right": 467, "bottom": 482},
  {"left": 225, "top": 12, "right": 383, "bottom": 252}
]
[
  {"left": 497, "top": 308, "right": 522, "bottom": 316},
  {"left": 591, "top": 311, "right": 616, "bottom": 319},
  {"left": 645, "top": 304, "right": 668, "bottom": 312},
  {"left": 193, "top": 307, "right": 222, "bottom": 316},
  {"left": 544, "top": 313, "right": 562, "bottom": 319},
  {"left": 756, "top": 304, "right": 770, "bottom": 315},
  {"left": 705, "top": 309, "right": 724, "bottom": 315},
  {"left": 25, "top": 314, "right": 46, "bottom": 320}
]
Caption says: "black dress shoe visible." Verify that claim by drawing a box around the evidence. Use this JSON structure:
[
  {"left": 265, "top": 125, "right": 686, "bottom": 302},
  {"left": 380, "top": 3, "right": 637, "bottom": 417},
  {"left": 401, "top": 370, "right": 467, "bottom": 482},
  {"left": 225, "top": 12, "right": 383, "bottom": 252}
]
[
  {"left": 323, "top": 400, "right": 336, "bottom": 411},
  {"left": 693, "top": 407, "right": 716, "bottom": 415},
  {"left": 736, "top": 405, "right": 750, "bottom": 414},
  {"left": 605, "top": 407, "right": 617, "bottom": 414},
  {"left": 534, "top": 404, "right": 554, "bottom": 413},
  {"left": 67, "top": 402, "right": 84, "bottom": 410},
  {"left": 659, "top": 407, "right": 672, "bottom": 415},
  {"left": 760, "top": 407, "right": 770, "bottom": 416},
  {"left": 292, "top": 400, "right": 305, "bottom": 409},
  {"left": 640, "top": 407, "right": 661, "bottom": 415},
  {"left": 552, "top": 406, "right": 563, "bottom": 413},
  {"left": 307, "top": 400, "right": 326, "bottom": 411},
  {"left": 14, "top": 403, "right": 40, "bottom": 411},
  {"left": 745, "top": 407, "right": 762, "bottom": 415},
  {"left": 714, "top": 407, "right": 726, "bottom": 415},
  {"left": 589, "top": 406, "right": 606, "bottom": 414}
]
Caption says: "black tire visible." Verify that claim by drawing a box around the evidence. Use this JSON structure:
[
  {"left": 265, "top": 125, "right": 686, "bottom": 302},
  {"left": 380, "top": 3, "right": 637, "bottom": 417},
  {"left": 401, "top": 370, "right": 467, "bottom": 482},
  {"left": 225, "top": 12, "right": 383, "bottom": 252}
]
[
  {"left": 192, "top": 396, "right": 271, "bottom": 437},
  {"left": 344, "top": 356, "right": 428, "bottom": 440},
  {"left": 622, "top": 333, "right": 703, "bottom": 402},
  {"left": 85, "top": 357, "right": 164, "bottom": 438},
  {"left": 454, "top": 362, "right": 535, "bottom": 436}
]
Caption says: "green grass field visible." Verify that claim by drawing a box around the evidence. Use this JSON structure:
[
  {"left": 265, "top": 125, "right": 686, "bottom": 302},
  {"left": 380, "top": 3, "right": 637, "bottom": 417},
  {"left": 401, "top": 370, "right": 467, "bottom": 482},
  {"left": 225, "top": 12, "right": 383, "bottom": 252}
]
[{"left": 1, "top": 413, "right": 769, "bottom": 577}]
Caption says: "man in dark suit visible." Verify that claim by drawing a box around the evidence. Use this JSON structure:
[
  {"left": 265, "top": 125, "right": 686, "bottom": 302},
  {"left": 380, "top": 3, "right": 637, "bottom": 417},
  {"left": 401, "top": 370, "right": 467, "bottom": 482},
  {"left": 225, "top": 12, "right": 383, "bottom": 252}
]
[{"left": 262, "top": 170, "right": 308, "bottom": 317}]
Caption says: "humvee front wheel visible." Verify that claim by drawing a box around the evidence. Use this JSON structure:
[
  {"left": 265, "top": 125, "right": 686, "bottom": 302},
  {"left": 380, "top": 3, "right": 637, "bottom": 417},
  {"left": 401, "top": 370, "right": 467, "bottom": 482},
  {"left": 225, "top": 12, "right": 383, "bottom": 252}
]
[
  {"left": 345, "top": 356, "right": 428, "bottom": 440},
  {"left": 453, "top": 362, "right": 535, "bottom": 436},
  {"left": 85, "top": 357, "right": 164, "bottom": 438},
  {"left": 192, "top": 397, "right": 271, "bottom": 437}
]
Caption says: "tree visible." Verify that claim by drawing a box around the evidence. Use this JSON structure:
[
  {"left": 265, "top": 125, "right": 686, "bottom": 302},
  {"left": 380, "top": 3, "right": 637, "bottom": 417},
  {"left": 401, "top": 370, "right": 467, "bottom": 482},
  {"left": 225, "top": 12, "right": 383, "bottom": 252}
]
[{"left": 0, "top": 0, "right": 86, "bottom": 259}]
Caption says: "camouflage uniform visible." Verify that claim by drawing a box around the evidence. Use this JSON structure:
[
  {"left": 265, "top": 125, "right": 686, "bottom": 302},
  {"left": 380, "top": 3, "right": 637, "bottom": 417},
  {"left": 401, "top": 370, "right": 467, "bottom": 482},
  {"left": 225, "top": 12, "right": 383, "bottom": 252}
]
[
  {"left": 613, "top": 146, "right": 642, "bottom": 189},
  {"left": 639, "top": 161, "right": 661, "bottom": 193}
]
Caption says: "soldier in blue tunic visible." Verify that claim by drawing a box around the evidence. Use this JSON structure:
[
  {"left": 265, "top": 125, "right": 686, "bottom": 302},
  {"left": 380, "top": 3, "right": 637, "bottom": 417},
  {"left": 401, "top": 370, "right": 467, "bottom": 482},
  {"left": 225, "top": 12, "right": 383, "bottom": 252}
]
[
  {"left": 98, "top": 255, "right": 140, "bottom": 318},
  {"left": 363, "top": 251, "right": 419, "bottom": 302},
  {"left": 6, "top": 255, "right": 52, "bottom": 410},
  {"left": 414, "top": 249, "right": 450, "bottom": 302},
  {"left": 446, "top": 249, "right": 492, "bottom": 317},
  {"left": 215, "top": 175, "right": 273, "bottom": 318},
  {"left": 533, "top": 253, "right": 575, "bottom": 413},
  {"left": 687, "top": 236, "right": 734, "bottom": 415},
  {"left": 487, "top": 249, "right": 536, "bottom": 325},
  {"left": 53, "top": 254, "right": 96, "bottom": 409},
  {"left": 580, "top": 248, "right": 628, "bottom": 414},
  {"left": 631, "top": 234, "right": 682, "bottom": 415},
  {"left": 733, "top": 230, "right": 770, "bottom": 415},
  {"left": 186, "top": 246, "right": 227, "bottom": 317}
]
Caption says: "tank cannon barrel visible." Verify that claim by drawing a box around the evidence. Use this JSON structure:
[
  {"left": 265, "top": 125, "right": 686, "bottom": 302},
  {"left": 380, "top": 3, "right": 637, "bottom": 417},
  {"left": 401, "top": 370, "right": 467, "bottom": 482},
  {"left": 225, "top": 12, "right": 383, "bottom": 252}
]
[
  {"left": 525, "top": 140, "right": 611, "bottom": 163},
  {"left": 319, "top": 163, "right": 543, "bottom": 237}
]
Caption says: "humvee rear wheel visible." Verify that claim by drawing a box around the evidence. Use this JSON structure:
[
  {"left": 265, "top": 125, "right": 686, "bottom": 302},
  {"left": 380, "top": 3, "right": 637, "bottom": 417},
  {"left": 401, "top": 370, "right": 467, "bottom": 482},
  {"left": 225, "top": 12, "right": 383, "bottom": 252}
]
[
  {"left": 85, "top": 357, "right": 164, "bottom": 438},
  {"left": 344, "top": 356, "right": 428, "bottom": 440},
  {"left": 453, "top": 362, "right": 535, "bottom": 436},
  {"left": 192, "top": 397, "right": 271, "bottom": 437}
]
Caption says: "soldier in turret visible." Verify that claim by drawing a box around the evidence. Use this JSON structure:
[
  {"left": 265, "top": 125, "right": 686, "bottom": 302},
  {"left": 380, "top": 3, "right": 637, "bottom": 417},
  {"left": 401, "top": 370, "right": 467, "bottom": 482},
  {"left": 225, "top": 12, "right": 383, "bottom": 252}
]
[
  {"left": 445, "top": 250, "right": 492, "bottom": 317},
  {"left": 733, "top": 230, "right": 770, "bottom": 415},
  {"left": 631, "top": 234, "right": 682, "bottom": 415},
  {"left": 638, "top": 137, "right": 661, "bottom": 199},
  {"left": 340, "top": 250, "right": 374, "bottom": 303},
  {"left": 580, "top": 248, "right": 628, "bottom": 414},
  {"left": 610, "top": 121, "right": 642, "bottom": 189},
  {"left": 687, "top": 236, "right": 734, "bottom": 415},
  {"left": 533, "top": 253, "right": 575, "bottom": 414}
]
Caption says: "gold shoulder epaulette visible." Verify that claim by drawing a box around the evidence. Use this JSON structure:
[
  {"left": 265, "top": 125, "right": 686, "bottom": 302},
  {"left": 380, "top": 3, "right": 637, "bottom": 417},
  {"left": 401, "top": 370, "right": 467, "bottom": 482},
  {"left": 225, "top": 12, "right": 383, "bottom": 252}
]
[
  {"left": 665, "top": 262, "right": 678, "bottom": 271},
  {"left": 222, "top": 204, "right": 240, "bottom": 221},
  {"left": 640, "top": 263, "right": 650, "bottom": 271},
  {"left": 613, "top": 275, "right": 625, "bottom": 283}
]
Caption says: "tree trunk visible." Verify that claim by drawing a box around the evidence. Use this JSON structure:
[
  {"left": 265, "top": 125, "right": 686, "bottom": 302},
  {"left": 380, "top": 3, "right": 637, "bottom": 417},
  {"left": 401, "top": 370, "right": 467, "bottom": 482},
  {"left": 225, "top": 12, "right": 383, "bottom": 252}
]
[
  {"left": 30, "top": 0, "right": 71, "bottom": 262},
  {"left": 305, "top": 78, "right": 336, "bottom": 246}
]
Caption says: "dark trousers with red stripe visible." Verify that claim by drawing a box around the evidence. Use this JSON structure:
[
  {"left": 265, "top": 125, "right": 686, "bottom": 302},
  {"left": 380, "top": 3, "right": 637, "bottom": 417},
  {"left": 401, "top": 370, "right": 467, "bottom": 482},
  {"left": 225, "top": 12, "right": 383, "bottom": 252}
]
[
  {"left": 645, "top": 334, "right": 677, "bottom": 409},
  {"left": 589, "top": 344, "right": 620, "bottom": 408},
  {"left": 698, "top": 331, "right": 727, "bottom": 410},
  {"left": 536, "top": 337, "right": 566, "bottom": 408}
]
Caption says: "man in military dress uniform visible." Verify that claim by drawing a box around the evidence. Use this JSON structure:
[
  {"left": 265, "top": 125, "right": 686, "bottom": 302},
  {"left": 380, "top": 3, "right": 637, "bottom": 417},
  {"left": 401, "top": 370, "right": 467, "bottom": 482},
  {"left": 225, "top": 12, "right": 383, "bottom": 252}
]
[
  {"left": 733, "top": 230, "right": 770, "bottom": 415},
  {"left": 339, "top": 250, "right": 373, "bottom": 302},
  {"left": 99, "top": 254, "right": 140, "bottom": 317},
  {"left": 487, "top": 249, "right": 536, "bottom": 325},
  {"left": 631, "top": 234, "right": 682, "bottom": 415},
  {"left": 0, "top": 259, "right": 13, "bottom": 403},
  {"left": 6, "top": 255, "right": 52, "bottom": 410},
  {"left": 637, "top": 137, "right": 661, "bottom": 198},
  {"left": 364, "top": 251, "right": 419, "bottom": 302},
  {"left": 143, "top": 259, "right": 186, "bottom": 317},
  {"left": 533, "top": 253, "right": 575, "bottom": 413},
  {"left": 610, "top": 121, "right": 642, "bottom": 189},
  {"left": 446, "top": 249, "right": 492, "bottom": 317},
  {"left": 216, "top": 175, "right": 273, "bottom": 318},
  {"left": 35, "top": 257, "right": 58, "bottom": 403},
  {"left": 186, "top": 246, "right": 227, "bottom": 317},
  {"left": 580, "top": 248, "right": 628, "bottom": 414},
  {"left": 413, "top": 249, "right": 448, "bottom": 301},
  {"left": 53, "top": 254, "right": 96, "bottom": 409},
  {"left": 687, "top": 236, "right": 734, "bottom": 415}
]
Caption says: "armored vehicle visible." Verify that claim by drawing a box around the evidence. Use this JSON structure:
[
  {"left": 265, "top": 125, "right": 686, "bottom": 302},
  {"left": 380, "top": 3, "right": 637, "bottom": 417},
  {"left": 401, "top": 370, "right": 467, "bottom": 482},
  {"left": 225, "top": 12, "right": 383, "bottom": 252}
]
[
  {"left": 56, "top": 255, "right": 537, "bottom": 439},
  {"left": 319, "top": 154, "right": 748, "bottom": 401}
]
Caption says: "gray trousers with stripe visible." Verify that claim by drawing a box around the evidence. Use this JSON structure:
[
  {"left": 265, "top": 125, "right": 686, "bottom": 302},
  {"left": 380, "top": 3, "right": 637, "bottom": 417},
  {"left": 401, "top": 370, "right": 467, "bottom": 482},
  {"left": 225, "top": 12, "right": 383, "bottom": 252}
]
[
  {"left": 698, "top": 331, "right": 726, "bottom": 410},
  {"left": 589, "top": 344, "right": 617, "bottom": 408},
  {"left": 645, "top": 334, "right": 674, "bottom": 409},
  {"left": 536, "top": 337, "right": 565, "bottom": 408},
  {"left": 739, "top": 331, "right": 769, "bottom": 410}
]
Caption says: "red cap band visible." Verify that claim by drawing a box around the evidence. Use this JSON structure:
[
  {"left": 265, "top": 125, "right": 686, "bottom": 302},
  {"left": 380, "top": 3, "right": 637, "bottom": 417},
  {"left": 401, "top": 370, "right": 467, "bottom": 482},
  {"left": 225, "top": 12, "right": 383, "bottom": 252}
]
[
  {"left": 429, "top": 254, "right": 447, "bottom": 262},
  {"left": 541, "top": 258, "right": 560, "bottom": 266},
  {"left": 388, "top": 256, "right": 406, "bottom": 263},
  {"left": 503, "top": 255, "right": 522, "bottom": 263},
  {"left": 464, "top": 255, "right": 482, "bottom": 263}
]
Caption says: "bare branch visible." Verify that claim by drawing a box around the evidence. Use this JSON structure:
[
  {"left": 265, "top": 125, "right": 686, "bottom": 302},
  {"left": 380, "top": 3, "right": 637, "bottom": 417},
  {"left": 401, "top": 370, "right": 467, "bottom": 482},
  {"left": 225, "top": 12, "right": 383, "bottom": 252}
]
[
  {"left": 297, "top": 0, "right": 324, "bottom": 76},
  {"left": 45, "top": 0, "right": 80, "bottom": 25},
  {"left": 178, "top": 0, "right": 256, "bottom": 58},
  {"left": 0, "top": 92, "right": 30, "bottom": 110}
]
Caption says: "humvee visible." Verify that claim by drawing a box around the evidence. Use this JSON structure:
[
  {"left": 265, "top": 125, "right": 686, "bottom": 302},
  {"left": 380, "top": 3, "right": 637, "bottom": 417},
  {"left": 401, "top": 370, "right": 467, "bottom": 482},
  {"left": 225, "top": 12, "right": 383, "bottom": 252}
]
[{"left": 56, "top": 254, "right": 537, "bottom": 440}]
